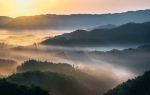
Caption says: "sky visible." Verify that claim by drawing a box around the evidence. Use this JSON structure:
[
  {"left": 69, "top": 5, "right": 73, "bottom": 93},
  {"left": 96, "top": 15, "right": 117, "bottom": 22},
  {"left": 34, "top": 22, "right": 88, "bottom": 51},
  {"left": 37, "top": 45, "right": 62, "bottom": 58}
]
[{"left": 0, "top": 0, "right": 150, "bottom": 17}]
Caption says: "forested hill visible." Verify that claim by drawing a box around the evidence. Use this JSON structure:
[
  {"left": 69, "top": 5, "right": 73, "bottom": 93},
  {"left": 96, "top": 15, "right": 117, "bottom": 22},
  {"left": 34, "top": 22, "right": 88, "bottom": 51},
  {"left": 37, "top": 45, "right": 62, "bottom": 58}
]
[
  {"left": 42, "top": 22, "right": 150, "bottom": 46},
  {"left": 104, "top": 71, "right": 150, "bottom": 95},
  {"left": 0, "top": 79, "right": 49, "bottom": 95}
]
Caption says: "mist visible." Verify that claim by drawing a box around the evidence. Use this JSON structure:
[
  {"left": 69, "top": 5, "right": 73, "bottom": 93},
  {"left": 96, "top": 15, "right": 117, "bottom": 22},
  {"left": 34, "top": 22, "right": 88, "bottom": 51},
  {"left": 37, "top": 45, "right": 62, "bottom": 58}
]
[
  {"left": 0, "top": 29, "right": 71, "bottom": 46},
  {"left": 0, "top": 28, "right": 149, "bottom": 95},
  {"left": 0, "top": 44, "right": 146, "bottom": 79}
]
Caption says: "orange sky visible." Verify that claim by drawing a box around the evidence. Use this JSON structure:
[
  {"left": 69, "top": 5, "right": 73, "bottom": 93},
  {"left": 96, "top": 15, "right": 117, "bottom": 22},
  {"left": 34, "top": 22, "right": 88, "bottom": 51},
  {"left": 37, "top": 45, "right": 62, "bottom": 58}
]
[{"left": 0, "top": 0, "right": 150, "bottom": 17}]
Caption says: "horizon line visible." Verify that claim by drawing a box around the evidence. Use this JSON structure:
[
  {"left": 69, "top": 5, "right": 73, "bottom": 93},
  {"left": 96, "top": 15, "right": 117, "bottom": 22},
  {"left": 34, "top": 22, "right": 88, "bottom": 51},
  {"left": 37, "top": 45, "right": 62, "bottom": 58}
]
[{"left": 1, "top": 9, "right": 150, "bottom": 18}]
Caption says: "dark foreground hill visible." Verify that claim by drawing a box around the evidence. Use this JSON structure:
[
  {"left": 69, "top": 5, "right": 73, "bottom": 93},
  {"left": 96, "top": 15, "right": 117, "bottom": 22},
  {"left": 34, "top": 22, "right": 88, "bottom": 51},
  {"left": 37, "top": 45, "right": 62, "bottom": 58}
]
[
  {"left": 7, "top": 71, "right": 86, "bottom": 95},
  {"left": 0, "top": 79, "right": 48, "bottom": 95},
  {"left": 104, "top": 71, "right": 150, "bottom": 95},
  {"left": 10, "top": 60, "right": 117, "bottom": 95},
  {"left": 42, "top": 22, "right": 150, "bottom": 46}
]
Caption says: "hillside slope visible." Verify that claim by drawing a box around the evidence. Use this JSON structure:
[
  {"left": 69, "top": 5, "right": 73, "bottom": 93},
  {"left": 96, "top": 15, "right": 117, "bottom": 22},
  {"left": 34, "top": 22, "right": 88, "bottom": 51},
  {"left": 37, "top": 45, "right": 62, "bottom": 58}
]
[
  {"left": 0, "top": 79, "right": 48, "bottom": 95},
  {"left": 8, "top": 71, "right": 87, "bottom": 95},
  {"left": 42, "top": 22, "right": 150, "bottom": 46},
  {"left": 104, "top": 71, "right": 150, "bottom": 95}
]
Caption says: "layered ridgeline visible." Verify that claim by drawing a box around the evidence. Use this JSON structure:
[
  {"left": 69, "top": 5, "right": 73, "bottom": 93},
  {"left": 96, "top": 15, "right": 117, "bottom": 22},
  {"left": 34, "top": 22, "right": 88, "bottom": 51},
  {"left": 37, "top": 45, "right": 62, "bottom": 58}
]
[
  {"left": 104, "top": 71, "right": 150, "bottom": 95},
  {"left": 42, "top": 22, "right": 150, "bottom": 46},
  {"left": 7, "top": 60, "right": 117, "bottom": 95},
  {"left": 0, "top": 9, "right": 150, "bottom": 29},
  {"left": 89, "top": 44, "right": 150, "bottom": 74},
  {"left": 0, "top": 79, "right": 48, "bottom": 95},
  {"left": 87, "top": 24, "right": 117, "bottom": 31}
]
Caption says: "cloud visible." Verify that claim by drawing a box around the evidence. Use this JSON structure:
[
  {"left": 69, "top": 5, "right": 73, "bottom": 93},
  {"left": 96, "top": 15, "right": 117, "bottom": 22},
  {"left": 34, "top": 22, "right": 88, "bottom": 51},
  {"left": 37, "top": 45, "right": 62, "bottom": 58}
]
[{"left": 0, "top": 58, "right": 17, "bottom": 76}]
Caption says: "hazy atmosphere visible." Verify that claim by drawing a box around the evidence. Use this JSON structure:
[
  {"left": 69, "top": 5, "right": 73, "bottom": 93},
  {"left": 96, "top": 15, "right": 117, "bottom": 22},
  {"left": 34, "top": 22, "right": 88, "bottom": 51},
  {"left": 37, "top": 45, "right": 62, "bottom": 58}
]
[
  {"left": 0, "top": 0, "right": 150, "bottom": 17},
  {"left": 0, "top": 1, "right": 150, "bottom": 95}
]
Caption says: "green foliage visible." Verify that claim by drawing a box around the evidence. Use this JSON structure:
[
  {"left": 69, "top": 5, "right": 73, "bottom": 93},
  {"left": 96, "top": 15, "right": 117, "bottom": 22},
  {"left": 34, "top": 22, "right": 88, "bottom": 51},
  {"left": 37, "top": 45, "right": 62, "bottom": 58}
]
[
  {"left": 17, "top": 60, "right": 76, "bottom": 75},
  {"left": 16, "top": 59, "right": 116, "bottom": 95},
  {"left": 0, "top": 79, "right": 49, "bottom": 95},
  {"left": 104, "top": 71, "right": 150, "bottom": 95},
  {"left": 8, "top": 71, "right": 86, "bottom": 95}
]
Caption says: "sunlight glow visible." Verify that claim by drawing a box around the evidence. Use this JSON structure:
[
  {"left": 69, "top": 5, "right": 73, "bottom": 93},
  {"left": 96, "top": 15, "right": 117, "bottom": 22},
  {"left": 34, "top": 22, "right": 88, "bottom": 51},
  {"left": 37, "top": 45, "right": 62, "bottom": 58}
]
[
  {"left": 0, "top": 30, "right": 65, "bottom": 46},
  {"left": 0, "top": 0, "right": 53, "bottom": 17},
  {"left": 15, "top": 0, "right": 34, "bottom": 5},
  {"left": 0, "top": 0, "right": 150, "bottom": 17},
  {"left": 12, "top": 0, "right": 38, "bottom": 17}
]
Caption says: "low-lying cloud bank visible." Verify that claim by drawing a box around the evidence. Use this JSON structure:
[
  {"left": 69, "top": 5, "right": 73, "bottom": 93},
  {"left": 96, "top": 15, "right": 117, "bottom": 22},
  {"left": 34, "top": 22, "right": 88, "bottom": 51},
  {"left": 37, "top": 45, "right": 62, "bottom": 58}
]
[{"left": 0, "top": 44, "right": 150, "bottom": 94}]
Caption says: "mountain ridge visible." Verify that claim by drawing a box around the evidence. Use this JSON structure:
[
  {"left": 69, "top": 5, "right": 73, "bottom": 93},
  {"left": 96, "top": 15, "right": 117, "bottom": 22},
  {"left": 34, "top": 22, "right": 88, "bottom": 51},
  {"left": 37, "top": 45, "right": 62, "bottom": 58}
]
[
  {"left": 0, "top": 9, "right": 150, "bottom": 29},
  {"left": 42, "top": 21, "right": 150, "bottom": 46}
]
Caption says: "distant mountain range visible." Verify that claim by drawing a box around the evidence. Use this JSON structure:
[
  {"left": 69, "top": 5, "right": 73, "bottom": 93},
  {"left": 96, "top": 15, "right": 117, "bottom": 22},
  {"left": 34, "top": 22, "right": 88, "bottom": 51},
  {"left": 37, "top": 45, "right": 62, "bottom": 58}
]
[
  {"left": 89, "top": 44, "right": 150, "bottom": 74},
  {"left": 0, "top": 16, "right": 12, "bottom": 26},
  {"left": 0, "top": 9, "right": 150, "bottom": 29},
  {"left": 42, "top": 21, "right": 150, "bottom": 46},
  {"left": 87, "top": 24, "right": 117, "bottom": 31}
]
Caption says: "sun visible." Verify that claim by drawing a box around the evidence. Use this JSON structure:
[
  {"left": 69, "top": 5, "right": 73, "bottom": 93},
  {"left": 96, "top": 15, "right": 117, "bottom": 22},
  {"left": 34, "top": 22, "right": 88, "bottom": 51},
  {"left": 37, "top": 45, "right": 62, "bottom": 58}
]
[{"left": 0, "top": 0, "right": 55, "bottom": 17}]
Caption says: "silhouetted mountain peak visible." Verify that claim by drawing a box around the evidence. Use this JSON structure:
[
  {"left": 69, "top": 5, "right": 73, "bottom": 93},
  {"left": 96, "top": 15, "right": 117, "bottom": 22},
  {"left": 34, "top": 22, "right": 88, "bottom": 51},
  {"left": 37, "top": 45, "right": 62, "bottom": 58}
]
[{"left": 42, "top": 21, "right": 150, "bottom": 46}]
